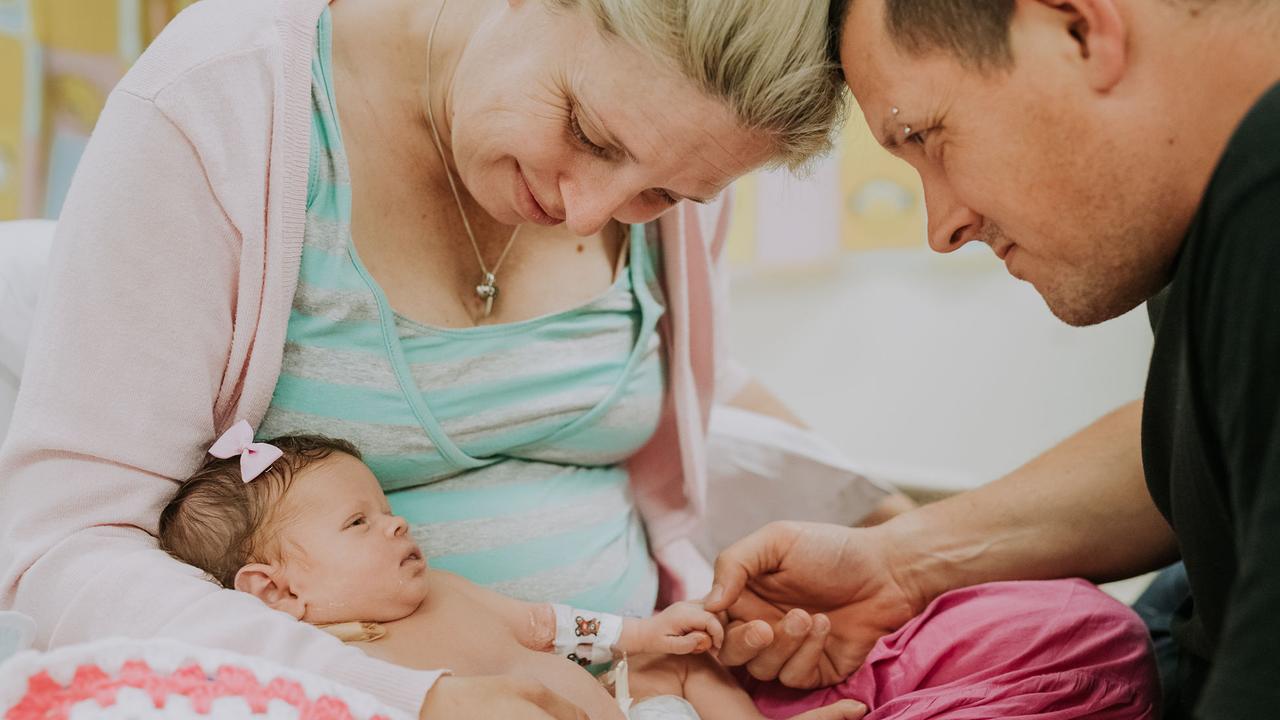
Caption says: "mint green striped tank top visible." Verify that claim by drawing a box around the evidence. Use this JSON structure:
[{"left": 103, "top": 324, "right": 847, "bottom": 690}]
[{"left": 258, "top": 9, "right": 665, "bottom": 616}]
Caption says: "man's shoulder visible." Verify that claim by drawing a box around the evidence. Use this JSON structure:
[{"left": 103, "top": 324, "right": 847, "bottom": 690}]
[
  {"left": 1211, "top": 82, "right": 1280, "bottom": 201},
  {"left": 1185, "top": 82, "right": 1280, "bottom": 272}
]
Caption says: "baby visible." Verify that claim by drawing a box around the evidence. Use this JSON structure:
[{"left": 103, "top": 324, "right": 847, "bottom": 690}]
[{"left": 158, "top": 424, "right": 862, "bottom": 720}]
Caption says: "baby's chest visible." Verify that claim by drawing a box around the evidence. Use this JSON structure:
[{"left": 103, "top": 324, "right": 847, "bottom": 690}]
[{"left": 363, "top": 598, "right": 527, "bottom": 675}]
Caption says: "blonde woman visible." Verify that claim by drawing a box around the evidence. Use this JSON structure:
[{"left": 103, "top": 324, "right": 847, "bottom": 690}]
[{"left": 0, "top": 0, "right": 846, "bottom": 717}]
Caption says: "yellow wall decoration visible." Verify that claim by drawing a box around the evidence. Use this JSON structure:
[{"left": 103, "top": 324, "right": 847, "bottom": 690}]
[
  {"left": 724, "top": 104, "right": 927, "bottom": 267},
  {"left": 0, "top": 32, "right": 26, "bottom": 219},
  {"left": 839, "top": 103, "right": 926, "bottom": 253},
  {"left": 0, "top": 0, "right": 195, "bottom": 220}
]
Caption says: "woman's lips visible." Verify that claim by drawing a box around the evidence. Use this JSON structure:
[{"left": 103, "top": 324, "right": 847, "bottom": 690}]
[{"left": 514, "top": 168, "right": 563, "bottom": 227}]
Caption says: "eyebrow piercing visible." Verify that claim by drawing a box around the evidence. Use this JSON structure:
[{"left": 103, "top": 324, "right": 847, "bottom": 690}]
[
  {"left": 892, "top": 107, "right": 900, "bottom": 115},
  {"left": 903, "top": 126, "right": 912, "bottom": 136}
]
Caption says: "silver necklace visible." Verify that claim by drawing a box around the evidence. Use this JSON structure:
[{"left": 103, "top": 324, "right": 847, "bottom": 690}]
[{"left": 425, "top": 0, "right": 521, "bottom": 318}]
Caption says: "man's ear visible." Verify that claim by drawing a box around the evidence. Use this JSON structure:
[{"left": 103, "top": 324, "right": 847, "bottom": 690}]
[
  {"left": 234, "top": 563, "right": 305, "bottom": 619},
  {"left": 1032, "top": 0, "right": 1128, "bottom": 92}
]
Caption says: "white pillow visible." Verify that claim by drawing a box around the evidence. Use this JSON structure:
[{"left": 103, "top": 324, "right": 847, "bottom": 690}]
[
  {"left": 696, "top": 405, "right": 893, "bottom": 559},
  {"left": 0, "top": 220, "right": 56, "bottom": 444}
]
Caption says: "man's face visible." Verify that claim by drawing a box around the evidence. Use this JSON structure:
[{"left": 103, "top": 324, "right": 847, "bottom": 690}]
[{"left": 840, "top": 0, "right": 1192, "bottom": 326}]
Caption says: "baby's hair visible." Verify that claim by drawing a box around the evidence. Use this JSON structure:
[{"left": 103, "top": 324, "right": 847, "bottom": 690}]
[{"left": 158, "top": 434, "right": 361, "bottom": 588}]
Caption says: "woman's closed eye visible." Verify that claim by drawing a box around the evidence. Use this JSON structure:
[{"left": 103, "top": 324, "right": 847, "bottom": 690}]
[
  {"left": 649, "top": 188, "right": 678, "bottom": 206},
  {"left": 569, "top": 107, "right": 609, "bottom": 159}
]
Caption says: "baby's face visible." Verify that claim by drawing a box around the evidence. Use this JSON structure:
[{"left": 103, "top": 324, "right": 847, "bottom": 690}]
[{"left": 274, "top": 452, "right": 429, "bottom": 624}]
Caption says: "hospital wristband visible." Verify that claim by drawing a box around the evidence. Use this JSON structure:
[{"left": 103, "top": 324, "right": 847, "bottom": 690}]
[{"left": 551, "top": 603, "right": 624, "bottom": 666}]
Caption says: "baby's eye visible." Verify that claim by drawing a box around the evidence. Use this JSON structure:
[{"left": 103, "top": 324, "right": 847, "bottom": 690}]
[{"left": 346, "top": 514, "right": 367, "bottom": 528}]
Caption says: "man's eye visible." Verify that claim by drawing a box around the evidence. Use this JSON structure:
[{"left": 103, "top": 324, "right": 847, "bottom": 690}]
[
  {"left": 569, "top": 109, "right": 609, "bottom": 159},
  {"left": 907, "top": 128, "right": 930, "bottom": 146}
]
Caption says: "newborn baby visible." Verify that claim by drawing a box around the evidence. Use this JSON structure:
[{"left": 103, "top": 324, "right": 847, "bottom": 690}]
[{"left": 158, "top": 426, "right": 862, "bottom": 720}]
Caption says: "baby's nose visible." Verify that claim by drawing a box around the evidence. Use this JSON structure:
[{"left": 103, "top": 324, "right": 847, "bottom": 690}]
[{"left": 387, "top": 514, "right": 408, "bottom": 537}]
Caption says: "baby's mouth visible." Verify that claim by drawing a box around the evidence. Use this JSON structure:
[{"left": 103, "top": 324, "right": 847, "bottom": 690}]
[{"left": 401, "top": 549, "right": 423, "bottom": 566}]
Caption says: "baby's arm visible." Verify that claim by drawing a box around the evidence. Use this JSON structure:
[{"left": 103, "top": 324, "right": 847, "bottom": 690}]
[
  {"left": 447, "top": 572, "right": 722, "bottom": 660},
  {"left": 520, "top": 600, "right": 723, "bottom": 660}
]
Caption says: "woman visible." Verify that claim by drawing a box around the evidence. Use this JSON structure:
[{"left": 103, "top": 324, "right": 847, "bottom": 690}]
[{"left": 0, "top": 0, "right": 845, "bottom": 716}]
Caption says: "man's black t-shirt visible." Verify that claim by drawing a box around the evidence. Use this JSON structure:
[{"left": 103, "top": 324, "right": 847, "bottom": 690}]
[{"left": 1143, "top": 81, "right": 1280, "bottom": 720}]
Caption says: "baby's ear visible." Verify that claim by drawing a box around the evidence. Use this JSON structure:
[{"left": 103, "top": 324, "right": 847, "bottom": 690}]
[{"left": 234, "top": 563, "right": 304, "bottom": 619}]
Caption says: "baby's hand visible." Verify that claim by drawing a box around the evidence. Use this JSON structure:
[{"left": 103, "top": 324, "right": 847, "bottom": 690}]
[{"left": 629, "top": 601, "right": 725, "bottom": 656}]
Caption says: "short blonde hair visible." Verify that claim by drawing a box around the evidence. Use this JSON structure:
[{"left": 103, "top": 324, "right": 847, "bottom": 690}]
[{"left": 555, "top": 0, "right": 848, "bottom": 170}]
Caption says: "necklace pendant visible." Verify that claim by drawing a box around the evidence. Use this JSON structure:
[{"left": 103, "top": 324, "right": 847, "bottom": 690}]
[{"left": 475, "top": 272, "right": 498, "bottom": 318}]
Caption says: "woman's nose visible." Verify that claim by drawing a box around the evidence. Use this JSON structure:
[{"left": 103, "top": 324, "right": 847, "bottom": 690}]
[
  {"left": 922, "top": 175, "right": 983, "bottom": 254},
  {"left": 560, "top": 177, "right": 630, "bottom": 237}
]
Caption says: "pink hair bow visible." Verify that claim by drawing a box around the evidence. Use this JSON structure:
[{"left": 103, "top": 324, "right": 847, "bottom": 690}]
[{"left": 208, "top": 420, "right": 283, "bottom": 483}]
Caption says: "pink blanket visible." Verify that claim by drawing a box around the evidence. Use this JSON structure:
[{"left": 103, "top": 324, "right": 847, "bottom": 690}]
[{"left": 747, "top": 579, "right": 1159, "bottom": 720}]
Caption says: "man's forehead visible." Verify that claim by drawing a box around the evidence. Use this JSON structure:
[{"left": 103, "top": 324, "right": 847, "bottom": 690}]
[{"left": 838, "top": 0, "right": 899, "bottom": 100}]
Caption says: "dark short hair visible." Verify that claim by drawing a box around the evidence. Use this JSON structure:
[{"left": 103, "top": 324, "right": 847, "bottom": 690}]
[
  {"left": 158, "top": 434, "right": 361, "bottom": 588},
  {"left": 831, "top": 0, "right": 1017, "bottom": 70}
]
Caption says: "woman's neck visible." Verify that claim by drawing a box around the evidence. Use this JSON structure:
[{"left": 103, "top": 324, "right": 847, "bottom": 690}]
[{"left": 328, "top": 0, "right": 489, "bottom": 181}]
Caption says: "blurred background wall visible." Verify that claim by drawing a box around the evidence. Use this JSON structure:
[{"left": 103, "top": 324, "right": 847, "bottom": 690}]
[
  {"left": 0, "top": 1, "right": 1154, "bottom": 495},
  {"left": 0, "top": 0, "right": 199, "bottom": 220}
]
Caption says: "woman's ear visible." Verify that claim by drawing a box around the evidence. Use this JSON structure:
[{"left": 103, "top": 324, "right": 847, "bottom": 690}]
[
  {"left": 1034, "top": 0, "right": 1128, "bottom": 92},
  {"left": 234, "top": 563, "right": 305, "bottom": 619}
]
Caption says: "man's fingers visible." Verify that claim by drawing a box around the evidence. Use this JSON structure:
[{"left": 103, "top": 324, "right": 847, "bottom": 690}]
[
  {"left": 777, "top": 612, "right": 830, "bottom": 689},
  {"left": 717, "top": 619, "right": 775, "bottom": 666},
  {"left": 706, "top": 523, "right": 792, "bottom": 612},
  {"left": 790, "top": 699, "right": 869, "bottom": 720},
  {"left": 745, "top": 609, "right": 812, "bottom": 682}
]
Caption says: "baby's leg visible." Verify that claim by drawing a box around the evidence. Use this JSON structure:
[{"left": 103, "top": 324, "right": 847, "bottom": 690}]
[{"left": 628, "top": 654, "right": 864, "bottom": 720}]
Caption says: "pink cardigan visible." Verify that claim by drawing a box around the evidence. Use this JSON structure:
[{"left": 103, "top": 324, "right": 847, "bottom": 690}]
[{"left": 0, "top": 0, "right": 738, "bottom": 713}]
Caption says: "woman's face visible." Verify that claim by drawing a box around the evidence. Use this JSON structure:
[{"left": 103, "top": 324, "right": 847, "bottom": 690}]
[{"left": 446, "top": 0, "right": 777, "bottom": 237}]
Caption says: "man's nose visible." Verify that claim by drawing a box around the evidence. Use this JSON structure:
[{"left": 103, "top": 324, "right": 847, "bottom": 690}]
[{"left": 922, "top": 175, "right": 983, "bottom": 254}]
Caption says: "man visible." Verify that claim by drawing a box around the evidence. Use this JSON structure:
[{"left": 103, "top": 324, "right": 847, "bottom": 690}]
[{"left": 706, "top": 1, "right": 1280, "bottom": 718}]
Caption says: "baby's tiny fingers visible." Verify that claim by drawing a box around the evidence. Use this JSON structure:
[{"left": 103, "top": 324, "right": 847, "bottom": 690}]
[
  {"left": 663, "top": 631, "right": 712, "bottom": 655},
  {"left": 705, "top": 613, "right": 725, "bottom": 649}
]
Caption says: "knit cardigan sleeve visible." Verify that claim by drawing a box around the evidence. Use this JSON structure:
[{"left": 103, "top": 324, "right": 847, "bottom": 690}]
[{"left": 0, "top": 88, "right": 443, "bottom": 716}]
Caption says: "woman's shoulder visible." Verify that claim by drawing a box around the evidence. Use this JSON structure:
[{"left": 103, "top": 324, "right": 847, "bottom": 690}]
[{"left": 118, "top": 0, "right": 325, "bottom": 106}]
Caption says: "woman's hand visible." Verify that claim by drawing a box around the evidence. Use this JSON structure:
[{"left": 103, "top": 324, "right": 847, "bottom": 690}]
[
  {"left": 705, "top": 521, "right": 925, "bottom": 689},
  {"left": 623, "top": 601, "right": 726, "bottom": 655},
  {"left": 420, "top": 675, "right": 589, "bottom": 719}
]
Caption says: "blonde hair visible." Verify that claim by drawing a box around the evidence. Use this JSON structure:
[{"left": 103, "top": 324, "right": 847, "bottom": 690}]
[
  {"left": 158, "top": 435, "right": 361, "bottom": 588},
  {"left": 554, "top": 0, "right": 848, "bottom": 170}
]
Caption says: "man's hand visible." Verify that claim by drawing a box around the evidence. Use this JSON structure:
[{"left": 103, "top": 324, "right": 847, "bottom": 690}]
[
  {"left": 625, "top": 600, "right": 726, "bottom": 655},
  {"left": 420, "top": 675, "right": 589, "bottom": 719},
  {"left": 705, "top": 521, "right": 924, "bottom": 688}
]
